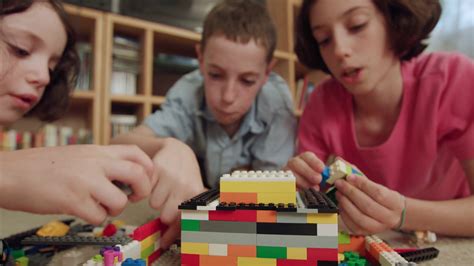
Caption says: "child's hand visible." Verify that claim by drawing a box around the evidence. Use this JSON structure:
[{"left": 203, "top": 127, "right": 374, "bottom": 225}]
[
  {"left": 0, "top": 145, "right": 154, "bottom": 225},
  {"left": 335, "top": 174, "right": 405, "bottom": 235},
  {"left": 148, "top": 138, "right": 206, "bottom": 249},
  {"left": 285, "top": 151, "right": 326, "bottom": 189}
]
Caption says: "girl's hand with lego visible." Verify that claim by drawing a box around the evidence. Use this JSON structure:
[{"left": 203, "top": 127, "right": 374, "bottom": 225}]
[
  {"left": 0, "top": 145, "right": 155, "bottom": 225},
  {"left": 148, "top": 138, "right": 206, "bottom": 249},
  {"left": 335, "top": 174, "right": 405, "bottom": 235},
  {"left": 285, "top": 151, "right": 326, "bottom": 189}
]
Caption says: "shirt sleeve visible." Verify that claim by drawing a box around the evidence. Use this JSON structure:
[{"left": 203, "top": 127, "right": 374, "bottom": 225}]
[
  {"left": 436, "top": 53, "right": 474, "bottom": 160},
  {"left": 143, "top": 76, "right": 196, "bottom": 143},
  {"left": 251, "top": 107, "right": 297, "bottom": 170}
]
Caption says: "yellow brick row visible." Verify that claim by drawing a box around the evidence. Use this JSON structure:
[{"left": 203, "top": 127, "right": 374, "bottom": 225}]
[{"left": 221, "top": 181, "right": 295, "bottom": 193}]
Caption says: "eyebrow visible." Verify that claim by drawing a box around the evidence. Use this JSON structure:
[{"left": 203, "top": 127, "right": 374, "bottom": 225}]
[
  {"left": 12, "top": 27, "right": 63, "bottom": 61},
  {"left": 311, "top": 6, "right": 370, "bottom": 31},
  {"left": 208, "top": 64, "right": 260, "bottom": 77}
]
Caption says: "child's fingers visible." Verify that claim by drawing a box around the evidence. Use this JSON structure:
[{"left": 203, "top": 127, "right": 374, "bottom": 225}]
[
  {"left": 336, "top": 191, "right": 385, "bottom": 234},
  {"left": 335, "top": 178, "right": 394, "bottom": 225},
  {"left": 300, "top": 152, "right": 326, "bottom": 173},
  {"left": 105, "top": 145, "right": 155, "bottom": 179},
  {"left": 345, "top": 175, "right": 402, "bottom": 212},
  {"left": 148, "top": 176, "right": 170, "bottom": 210},
  {"left": 103, "top": 159, "right": 152, "bottom": 202},
  {"left": 287, "top": 156, "right": 321, "bottom": 185},
  {"left": 160, "top": 221, "right": 180, "bottom": 250},
  {"left": 91, "top": 181, "right": 128, "bottom": 217},
  {"left": 72, "top": 198, "right": 108, "bottom": 225}
]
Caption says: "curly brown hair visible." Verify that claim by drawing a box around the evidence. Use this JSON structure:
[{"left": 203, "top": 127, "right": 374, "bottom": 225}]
[
  {"left": 201, "top": 0, "right": 276, "bottom": 63},
  {"left": 295, "top": 0, "right": 442, "bottom": 73},
  {"left": 0, "top": 0, "right": 79, "bottom": 121}
]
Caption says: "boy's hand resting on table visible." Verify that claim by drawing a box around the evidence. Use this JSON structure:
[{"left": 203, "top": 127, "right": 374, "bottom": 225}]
[
  {"left": 148, "top": 138, "right": 206, "bottom": 249},
  {"left": 285, "top": 151, "right": 326, "bottom": 190},
  {"left": 0, "top": 145, "right": 155, "bottom": 225},
  {"left": 335, "top": 174, "right": 405, "bottom": 235}
]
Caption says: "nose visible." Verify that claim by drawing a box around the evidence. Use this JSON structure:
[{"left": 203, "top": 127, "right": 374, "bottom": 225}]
[
  {"left": 333, "top": 30, "right": 352, "bottom": 60},
  {"left": 222, "top": 79, "right": 238, "bottom": 104},
  {"left": 25, "top": 59, "right": 51, "bottom": 90}
]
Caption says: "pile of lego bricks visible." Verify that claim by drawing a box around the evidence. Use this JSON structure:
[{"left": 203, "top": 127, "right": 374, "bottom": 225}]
[{"left": 179, "top": 170, "right": 339, "bottom": 266}]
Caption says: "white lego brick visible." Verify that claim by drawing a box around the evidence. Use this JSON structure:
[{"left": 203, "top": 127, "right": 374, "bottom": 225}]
[
  {"left": 197, "top": 199, "right": 219, "bottom": 211},
  {"left": 317, "top": 224, "right": 338, "bottom": 236},
  {"left": 209, "top": 243, "right": 228, "bottom": 256},
  {"left": 182, "top": 210, "right": 209, "bottom": 220},
  {"left": 120, "top": 240, "right": 141, "bottom": 260}
]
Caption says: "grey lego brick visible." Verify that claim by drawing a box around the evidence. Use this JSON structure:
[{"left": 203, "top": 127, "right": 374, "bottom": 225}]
[
  {"left": 277, "top": 212, "right": 308, "bottom": 223},
  {"left": 181, "top": 231, "right": 256, "bottom": 245},
  {"left": 256, "top": 234, "right": 338, "bottom": 248},
  {"left": 200, "top": 221, "right": 256, "bottom": 234},
  {"left": 317, "top": 224, "right": 338, "bottom": 236},
  {"left": 21, "top": 235, "right": 132, "bottom": 246}
]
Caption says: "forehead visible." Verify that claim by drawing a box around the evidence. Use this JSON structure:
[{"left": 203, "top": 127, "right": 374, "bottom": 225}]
[
  {"left": 310, "top": 0, "right": 375, "bottom": 24},
  {"left": 203, "top": 35, "right": 268, "bottom": 73}
]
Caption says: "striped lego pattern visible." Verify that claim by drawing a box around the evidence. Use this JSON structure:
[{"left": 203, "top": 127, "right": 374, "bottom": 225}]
[
  {"left": 365, "top": 235, "right": 412, "bottom": 266},
  {"left": 321, "top": 158, "right": 366, "bottom": 186},
  {"left": 180, "top": 170, "right": 338, "bottom": 266},
  {"left": 220, "top": 171, "right": 296, "bottom": 205}
]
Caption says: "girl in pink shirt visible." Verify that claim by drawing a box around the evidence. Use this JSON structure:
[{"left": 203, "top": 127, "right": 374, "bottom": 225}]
[{"left": 287, "top": 0, "right": 474, "bottom": 237}]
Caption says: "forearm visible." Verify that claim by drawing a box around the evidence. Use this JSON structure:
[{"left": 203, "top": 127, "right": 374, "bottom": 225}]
[
  {"left": 110, "top": 133, "right": 168, "bottom": 158},
  {"left": 404, "top": 196, "right": 474, "bottom": 236}
]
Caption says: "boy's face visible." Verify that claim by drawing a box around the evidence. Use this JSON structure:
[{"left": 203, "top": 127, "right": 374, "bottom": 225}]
[{"left": 197, "top": 35, "right": 271, "bottom": 131}]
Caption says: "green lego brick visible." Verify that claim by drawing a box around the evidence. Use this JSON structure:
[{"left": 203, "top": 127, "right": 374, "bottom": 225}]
[
  {"left": 339, "top": 232, "right": 351, "bottom": 244},
  {"left": 181, "top": 219, "right": 201, "bottom": 231},
  {"left": 141, "top": 242, "right": 155, "bottom": 259},
  {"left": 15, "top": 256, "right": 28, "bottom": 266},
  {"left": 257, "top": 246, "right": 287, "bottom": 259}
]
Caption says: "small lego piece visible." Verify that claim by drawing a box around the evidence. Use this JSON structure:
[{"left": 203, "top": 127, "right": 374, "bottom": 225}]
[
  {"left": 36, "top": 220, "right": 70, "bottom": 237},
  {"left": 399, "top": 247, "right": 439, "bottom": 263},
  {"left": 122, "top": 258, "right": 146, "bottom": 266},
  {"left": 21, "top": 235, "right": 132, "bottom": 246}
]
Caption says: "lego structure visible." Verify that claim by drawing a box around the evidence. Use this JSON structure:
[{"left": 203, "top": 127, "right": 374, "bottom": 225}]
[{"left": 179, "top": 170, "right": 339, "bottom": 266}]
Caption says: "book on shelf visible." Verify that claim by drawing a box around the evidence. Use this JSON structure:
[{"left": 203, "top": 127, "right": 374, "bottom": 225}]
[
  {"left": 110, "top": 114, "right": 138, "bottom": 138},
  {"left": 111, "top": 35, "right": 140, "bottom": 96},
  {"left": 75, "top": 42, "right": 92, "bottom": 91},
  {"left": 0, "top": 125, "right": 93, "bottom": 151}
]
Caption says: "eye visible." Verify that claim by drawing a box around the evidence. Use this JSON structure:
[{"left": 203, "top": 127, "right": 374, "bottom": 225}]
[
  {"left": 318, "top": 38, "right": 331, "bottom": 47},
  {"left": 350, "top": 23, "right": 367, "bottom": 32},
  {"left": 241, "top": 79, "right": 256, "bottom": 86},
  {"left": 8, "top": 44, "right": 30, "bottom": 58},
  {"left": 208, "top": 72, "right": 222, "bottom": 80}
]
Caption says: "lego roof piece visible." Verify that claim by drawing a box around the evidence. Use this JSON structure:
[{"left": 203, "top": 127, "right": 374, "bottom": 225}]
[
  {"left": 21, "top": 235, "right": 132, "bottom": 246},
  {"left": 298, "top": 188, "right": 338, "bottom": 213},
  {"left": 179, "top": 188, "right": 219, "bottom": 210}
]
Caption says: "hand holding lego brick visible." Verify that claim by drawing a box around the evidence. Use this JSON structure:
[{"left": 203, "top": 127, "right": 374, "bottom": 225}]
[
  {"left": 0, "top": 144, "right": 154, "bottom": 225},
  {"left": 285, "top": 151, "right": 326, "bottom": 189},
  {"left": 334, "top": 174, "right": 405, "bottom": 235},
  {"left": 148, "top": 138, "right": 206, "bottom": 249}
]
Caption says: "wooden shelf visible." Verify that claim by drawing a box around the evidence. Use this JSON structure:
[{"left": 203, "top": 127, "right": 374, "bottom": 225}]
[
  {"left": 110, "top": 95, "right": 148, "bottom": 104},
  {"left": 72, "top": 90, "right": 95, "bottom": 100},
  {"left": 150, "top": 96, "right": 166, "bottom": 105}
]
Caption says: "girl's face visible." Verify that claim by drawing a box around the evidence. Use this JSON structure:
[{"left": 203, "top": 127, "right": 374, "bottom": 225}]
[
  {"left": 310, "top": 0, "right": 398, "bottom": 95},
  {"left": 0, "top": 2, "right": 67, "bottom": 125}
]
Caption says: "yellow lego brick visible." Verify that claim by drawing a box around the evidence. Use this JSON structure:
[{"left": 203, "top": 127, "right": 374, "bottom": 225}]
[
  {"left": 257, "top": 192, "right": 296, "bottom": 204},
  {"left": 238, "top": 257, "right": 276, "bottom": 266},
  {"left": 338, "top": 253, "right": 345, "bottom": 262},
  {"left": 141, "top": 232, "right": 159, "bottom": 251},
  {"left": 221, "top": 181, "right": 295, "bottom": 193},
  {"left": 307, "top": 213, "right": 338, "bottom": 224},
  {"left": 287, "top": 247, "right": 307, "bottom": 260},
  {"left": 182, "top": 242, "right": 209, "bottom": 255}
]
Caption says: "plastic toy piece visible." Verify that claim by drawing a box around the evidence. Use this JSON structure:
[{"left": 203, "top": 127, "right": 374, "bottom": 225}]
[
  {"left": 103, "top": 249, "right": 122, "bottom": 266},
  {"left": 36, "top": 220, "right": 70, "bottom": 237},
  {"left": 179, "top": 188, "right": 219, "bottom": 210},
  {"left": 399, "top": 247, "right": 439, "bottom": 263},
  {"left": 122, "top": 258, "right": 146, "bottom": 265},
  {"left": 21, "top": 235, "right": 132, "bottom": 246},
  {"left": 365, "top": 235, "right": 414, "bottom": 266},
  {"left": 299, "top": 188, "right": 338, "bottom": 212},
  {"left": 321, "top": 157, "right": 366, "bottom": 187}
]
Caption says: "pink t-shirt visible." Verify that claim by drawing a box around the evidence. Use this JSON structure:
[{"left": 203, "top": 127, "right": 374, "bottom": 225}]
[{"left": 298, "top": 52, "right": 474, "bottom": 200}]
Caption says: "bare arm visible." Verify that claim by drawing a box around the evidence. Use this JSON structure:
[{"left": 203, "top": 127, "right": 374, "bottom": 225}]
[
  {"left": 403, "top": 159, "right": 474, "bottom": 236},
  {"left": 110, "top": 125, "right": 168, "bottom": 158}
]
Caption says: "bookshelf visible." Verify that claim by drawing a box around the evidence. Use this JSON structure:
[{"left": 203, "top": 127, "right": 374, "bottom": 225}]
[{"left": 31, "top": 1, "right": 325, "bottom": 146}]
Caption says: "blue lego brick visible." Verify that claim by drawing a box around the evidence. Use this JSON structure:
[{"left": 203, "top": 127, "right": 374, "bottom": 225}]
[{"left": 122, "top": 258, "right": 146, "bottom": 265}]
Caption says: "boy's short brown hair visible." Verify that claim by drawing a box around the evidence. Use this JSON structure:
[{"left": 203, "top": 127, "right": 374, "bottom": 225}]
[
  {"left": 201, "top": 0, "right": 277, "bottom": 63},
  {"left": 295, "top": 0, "right": 442, "bottom": 73},
  {"left": 0, "top": 0, "right": 79, "bottom": 121}
]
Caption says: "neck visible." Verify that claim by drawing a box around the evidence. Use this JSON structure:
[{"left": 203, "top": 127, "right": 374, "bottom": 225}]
[
  {"left": 222, "top": 121, "right": 241, "bottom": 138},
  {"left": 354, "top": 59, "right": 403, "bottom": 119}
]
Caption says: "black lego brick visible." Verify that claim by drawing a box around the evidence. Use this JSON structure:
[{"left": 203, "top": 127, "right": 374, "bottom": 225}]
[
  {"left": 256, "top": 222, "right": 318, "bottom": 236},
  {"left": 21, "top": 235, "right": 132, "bottom": 246},
  {"left": 400, "top": 247, "right": 440, "bottom": 263},
  {"left": 317, "top": 261, "right": 338, "bottom": 266},
  {"left": 179, "top": 188, "right": 219, "bottom": 210},
  {"left": 300, "top": 188, "right": 338, "bottom": 213}
]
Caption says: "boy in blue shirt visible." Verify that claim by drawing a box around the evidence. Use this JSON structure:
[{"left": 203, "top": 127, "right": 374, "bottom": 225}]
[{"left": 112, "top": 0, "right": 296, "bottom": 247}]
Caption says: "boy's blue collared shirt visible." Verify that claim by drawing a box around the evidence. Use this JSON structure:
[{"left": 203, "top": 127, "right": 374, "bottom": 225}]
[{"left": 144, "top": 70, "right": 296, "bottom": 188}]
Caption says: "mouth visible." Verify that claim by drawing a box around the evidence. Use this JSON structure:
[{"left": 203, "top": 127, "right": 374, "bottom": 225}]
[
  {"left": 341, "top": 67, "right": 363, "bottom": 84},
  {"left": 9, "top": 93, "right": 38, "bottom": 110}
]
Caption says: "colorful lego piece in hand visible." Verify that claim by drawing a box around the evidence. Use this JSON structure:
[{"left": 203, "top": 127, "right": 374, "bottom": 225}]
[{"left": 321, "top": 157, "right": 366, "bottom": 187}]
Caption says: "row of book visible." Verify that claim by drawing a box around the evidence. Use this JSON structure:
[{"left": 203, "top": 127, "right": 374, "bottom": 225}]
[
  {"left": 110, "top": 114, "right": 138, "bottom": 138},
  {"left": 0, "top": 125, "right": 92, "bottom": 151},
  {"left": 111, "top": 36, "right": 140, "bottom": 96},
  {"left": 295, "top": 76, "right": 316, "bottom": 111}
]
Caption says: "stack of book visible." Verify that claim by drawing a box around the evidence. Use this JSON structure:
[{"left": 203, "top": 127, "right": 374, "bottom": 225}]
[
  {"left": 111, "top": 36, "right": 140, "bottom": 95},
  {"left": 76, "top": 42, "right": 92, "bottom": 91},
  {"left": 0, "top": 125, "right": 92, "bottom": 151},
  {"left": 110, "top": 114, "right": 138, "bottom": 138}
]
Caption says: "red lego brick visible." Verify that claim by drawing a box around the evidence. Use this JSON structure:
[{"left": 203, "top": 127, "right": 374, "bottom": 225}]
[
  {"left": 277, "top": 258, "right": 313, "bottom": 266},
  {"left": 209, "top": 211, "right": 237, "bottom": 221},
  {"left": 148, "top": 249, "right": 161, "bottom": 264},
  {"left": 132, "top": 218, "right": 161, "bottom": 241},
  {"left": 181, "top": 254, "right": 200, "bottom": 266},
  {"left": 307, "top": 248, "right": 338, "bottom": 261},
  {"left": 234, "top": 210, "right": 257, "bottom": 222}
]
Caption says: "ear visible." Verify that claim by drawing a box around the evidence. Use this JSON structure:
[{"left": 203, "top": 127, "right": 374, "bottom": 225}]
[
  {"left": 195, "top": 44, "right": 206, "bottom": 74},
  {"left": 262, "top": 57, "right": 278, "bottom": 83}
]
